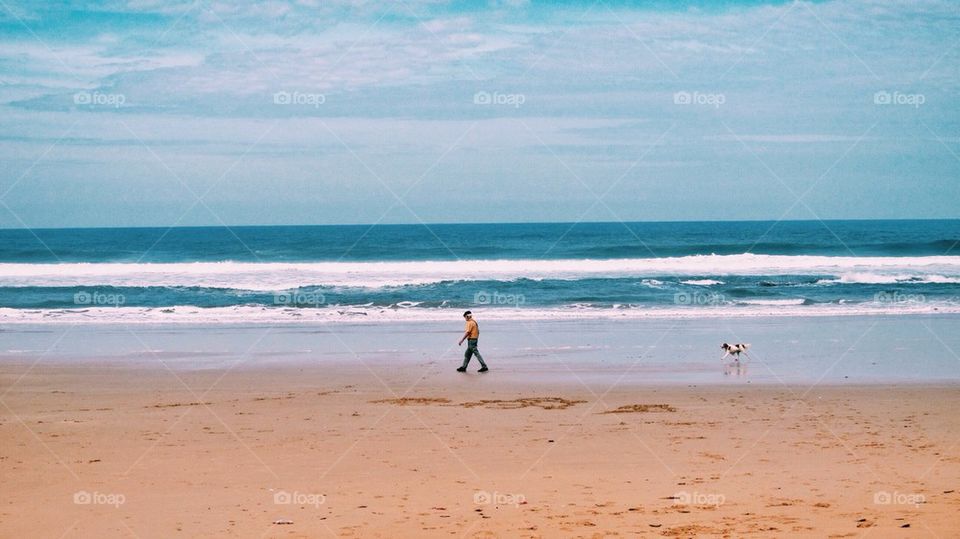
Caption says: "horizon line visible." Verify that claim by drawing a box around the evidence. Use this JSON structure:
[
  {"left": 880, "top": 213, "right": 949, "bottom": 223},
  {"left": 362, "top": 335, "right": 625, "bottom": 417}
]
[{"left": 1, "top": 217, "right": 959, "bottom": 232}]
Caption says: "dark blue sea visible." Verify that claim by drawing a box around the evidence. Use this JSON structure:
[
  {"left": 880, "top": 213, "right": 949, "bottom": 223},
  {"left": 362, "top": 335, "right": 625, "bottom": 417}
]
[{"left": 0, "top": 220, "right": 958, "bottom": 322}]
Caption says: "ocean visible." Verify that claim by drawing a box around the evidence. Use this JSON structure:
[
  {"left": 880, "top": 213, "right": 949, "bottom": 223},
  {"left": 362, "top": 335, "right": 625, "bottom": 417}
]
[{"left": 1, "top": 220, "right": 959, "bottom": 324}]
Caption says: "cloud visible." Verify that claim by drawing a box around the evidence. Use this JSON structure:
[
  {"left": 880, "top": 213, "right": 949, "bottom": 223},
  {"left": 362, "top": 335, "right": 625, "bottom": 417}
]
[
  {"left": 0, "top": 0, "right": 958, "bottom": 226},
  {"left": 4, "top": 0, "right": 958, "bottom": 117}
]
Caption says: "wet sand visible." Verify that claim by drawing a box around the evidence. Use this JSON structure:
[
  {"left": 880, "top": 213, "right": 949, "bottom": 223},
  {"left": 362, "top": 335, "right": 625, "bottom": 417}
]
[{"left": 1, "top": 361, "right": 958, "bottom": 538}]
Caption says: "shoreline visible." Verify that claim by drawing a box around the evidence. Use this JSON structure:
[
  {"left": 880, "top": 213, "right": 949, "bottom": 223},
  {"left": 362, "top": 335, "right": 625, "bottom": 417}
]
[
  {"left": 3, "top": 314, "right": 958, "bottom": 386},
  {"left": 4, "top": 304, "right": 960, "bottom": 324}
]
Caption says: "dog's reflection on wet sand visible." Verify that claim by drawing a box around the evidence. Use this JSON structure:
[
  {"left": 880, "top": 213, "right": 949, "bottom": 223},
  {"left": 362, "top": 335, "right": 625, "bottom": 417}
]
[{"left": 723, "top": 361, "right": 749, "bottom": 377}]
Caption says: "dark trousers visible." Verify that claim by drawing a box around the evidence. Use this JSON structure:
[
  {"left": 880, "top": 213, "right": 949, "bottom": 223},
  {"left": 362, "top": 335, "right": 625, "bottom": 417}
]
[{"left": 461, "top": 338, "right": 487, "bottom": 368}]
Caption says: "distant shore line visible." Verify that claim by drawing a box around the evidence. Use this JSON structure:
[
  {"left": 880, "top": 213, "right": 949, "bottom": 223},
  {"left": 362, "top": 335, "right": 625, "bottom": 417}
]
[{"left": 3, "top": 304, "right": 960, "bottom": 325}]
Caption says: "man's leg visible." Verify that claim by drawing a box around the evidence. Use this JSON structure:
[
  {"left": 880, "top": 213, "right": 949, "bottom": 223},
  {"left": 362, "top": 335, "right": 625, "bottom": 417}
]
[
  {"left": 471, "top": 340, "right": 487, "bottom": 369},
  {"left": 460, "top": 345, "right": 473, "bottom": 369}
]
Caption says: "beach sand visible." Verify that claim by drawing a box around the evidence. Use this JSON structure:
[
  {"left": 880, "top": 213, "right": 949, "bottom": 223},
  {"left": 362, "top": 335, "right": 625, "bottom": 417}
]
[{"left": 1, "top": 359, "right": 958, "bottom": 538}]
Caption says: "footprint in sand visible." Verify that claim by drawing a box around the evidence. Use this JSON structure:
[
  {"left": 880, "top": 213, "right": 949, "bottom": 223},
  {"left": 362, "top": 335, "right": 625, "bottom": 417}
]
[
  {"left": 146, "top": 401, "right": 212, "bottom": 408},
  {"left": 458, "top": 397, "right": 584, "bottom": 410},
  {"left": 370, "top": 397, "right": 584, "bottom": 410},
  {"left": 599, "top": 404, "right": 677, "bottom": 414},
  {"left": 370, "top": 397, "right": 451, "bottom": 406}
]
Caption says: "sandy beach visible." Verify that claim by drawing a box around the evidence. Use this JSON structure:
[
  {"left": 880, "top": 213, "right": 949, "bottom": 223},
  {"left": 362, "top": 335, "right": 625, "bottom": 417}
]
[{"left": 2, "top": 355, "right": 958, "bottom": 538}]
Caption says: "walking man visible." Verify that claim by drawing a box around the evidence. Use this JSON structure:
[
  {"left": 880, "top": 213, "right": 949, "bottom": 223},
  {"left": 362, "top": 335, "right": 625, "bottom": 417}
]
[{"left": 457, "top": 310, "right": 488, "bottom": 373}]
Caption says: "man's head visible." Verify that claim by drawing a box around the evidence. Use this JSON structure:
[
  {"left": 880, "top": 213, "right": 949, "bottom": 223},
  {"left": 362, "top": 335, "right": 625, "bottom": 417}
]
[{"left": 463, "top": 310, "right": 472, "bottom": 320}]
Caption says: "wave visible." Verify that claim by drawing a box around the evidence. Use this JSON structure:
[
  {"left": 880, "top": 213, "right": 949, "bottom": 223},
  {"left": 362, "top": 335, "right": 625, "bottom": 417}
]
[
  {"left": 680, "top": 279, "right": 725, "bottom": 286},
  {"left": 735, "top": 298, "right": 808, "bottom": 306},
  {"left": 1, "top": 254, "right": 959, "bottom": 290},
  {"left": 816, "top": 273, "right": 960, "bottom": 285},
  {"left": 558, "top": 239, "right": 960, "bottom": 258},
  {"left": 3, "top": 301, "right": 960, "bottom": 324}
]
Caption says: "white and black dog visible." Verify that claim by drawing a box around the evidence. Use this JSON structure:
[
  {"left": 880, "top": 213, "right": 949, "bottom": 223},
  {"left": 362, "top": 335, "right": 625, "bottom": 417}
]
[{"left": 720, "top": 343, "right": 751, "bottom": 361}]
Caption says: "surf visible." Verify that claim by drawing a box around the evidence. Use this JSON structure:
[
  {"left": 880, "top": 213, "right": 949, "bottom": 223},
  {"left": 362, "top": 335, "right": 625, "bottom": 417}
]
[{"left": 1, "top": 254, "right": 960, "bottom": 290}]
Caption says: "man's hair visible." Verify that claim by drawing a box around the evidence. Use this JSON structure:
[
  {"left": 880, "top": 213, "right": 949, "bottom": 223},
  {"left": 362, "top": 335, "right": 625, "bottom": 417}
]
[{"left": 463, "top": 310, "right": 472, "bottom": 317}]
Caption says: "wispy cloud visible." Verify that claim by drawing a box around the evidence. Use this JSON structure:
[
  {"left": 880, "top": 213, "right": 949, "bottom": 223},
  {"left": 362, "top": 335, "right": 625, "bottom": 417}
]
[{"left": 0, "top": 0, "right": 957, "bottom": 226}]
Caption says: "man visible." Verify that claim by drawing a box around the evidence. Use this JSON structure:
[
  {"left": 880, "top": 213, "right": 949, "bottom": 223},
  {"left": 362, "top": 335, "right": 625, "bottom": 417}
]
[{"left": 457, "top": 310, "right": 488, "bottom": 373}]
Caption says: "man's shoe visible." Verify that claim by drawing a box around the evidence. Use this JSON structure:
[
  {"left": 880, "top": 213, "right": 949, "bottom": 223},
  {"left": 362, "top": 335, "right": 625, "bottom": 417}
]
[
  {"left": 456, "top": 367, "right": 466, "bottom": 372},
  {"left": 478, "top": 367, "right": 489, "bottom": 373}
]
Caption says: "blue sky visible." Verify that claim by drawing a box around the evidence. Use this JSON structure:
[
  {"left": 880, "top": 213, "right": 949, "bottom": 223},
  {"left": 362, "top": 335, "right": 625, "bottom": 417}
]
[{"left": 0, "top": 0, "right": 957, "bottom": 227}]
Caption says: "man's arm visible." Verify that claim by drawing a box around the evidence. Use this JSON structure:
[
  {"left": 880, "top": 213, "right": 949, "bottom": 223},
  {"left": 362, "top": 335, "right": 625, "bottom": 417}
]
[{"left": 458, "top": 330, "right": 470, "bottom": 346}]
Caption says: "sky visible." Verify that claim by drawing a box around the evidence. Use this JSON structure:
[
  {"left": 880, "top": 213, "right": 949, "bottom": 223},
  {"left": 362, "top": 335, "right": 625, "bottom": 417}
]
[{"left": 0, "top": 0, "right": 957, "bottom": 228}]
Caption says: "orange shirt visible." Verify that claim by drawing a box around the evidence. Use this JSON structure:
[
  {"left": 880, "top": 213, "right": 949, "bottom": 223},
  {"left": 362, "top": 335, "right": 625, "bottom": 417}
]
[{"left": 464, "top": 319, "right": 479, "bottom": 339}]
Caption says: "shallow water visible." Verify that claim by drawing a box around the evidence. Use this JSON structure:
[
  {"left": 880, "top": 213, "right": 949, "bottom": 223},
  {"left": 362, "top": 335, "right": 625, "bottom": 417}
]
[{"left": 2, "top": 315, "right": 957, "bottom": 386}]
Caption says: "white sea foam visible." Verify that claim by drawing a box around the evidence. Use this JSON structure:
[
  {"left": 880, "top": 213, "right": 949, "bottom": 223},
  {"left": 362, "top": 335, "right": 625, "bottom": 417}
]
[
  {"left": 735, "top": 298, "right": 807, "bottom": 306},
  {"left": 0, "top": 254, "right": 958, "bottom": 290},
  {"left": 817, "top": 273, "right": 960, "bottom": 285},
  {"left": 680, "top": 279, "right": 725, "bottom": 286},
  {"left": 2, "top": 301, "right": 959, "bottom": 325}
]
